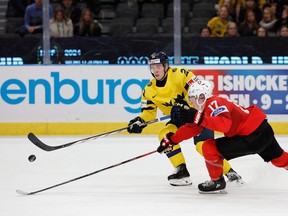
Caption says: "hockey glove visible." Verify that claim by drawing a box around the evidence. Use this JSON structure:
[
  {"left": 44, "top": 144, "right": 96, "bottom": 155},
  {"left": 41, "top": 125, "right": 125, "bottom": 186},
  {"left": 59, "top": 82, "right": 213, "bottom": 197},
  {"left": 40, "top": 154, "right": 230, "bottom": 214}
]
[
  {"left": 157, "top": 132, "right": 175, "bottom": 154},
  {"left": 171, "top": 106, "right": 204, "bottom": 126},
  {"left": 127, "top": 116, "right": 146, "bottom": 133},
  {"left": 174, "top": 97, "right": 189, "bottom": 107},
  {"left": 169, "top": 102, "right": 191, "bottom": 128}
]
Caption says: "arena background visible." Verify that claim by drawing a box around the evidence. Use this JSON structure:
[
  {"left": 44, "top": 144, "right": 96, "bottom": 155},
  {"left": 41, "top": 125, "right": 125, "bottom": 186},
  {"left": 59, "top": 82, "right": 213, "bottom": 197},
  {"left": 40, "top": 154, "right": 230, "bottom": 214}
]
[{"left": 0, "top": 36, "right": 288, "bottom": 65}]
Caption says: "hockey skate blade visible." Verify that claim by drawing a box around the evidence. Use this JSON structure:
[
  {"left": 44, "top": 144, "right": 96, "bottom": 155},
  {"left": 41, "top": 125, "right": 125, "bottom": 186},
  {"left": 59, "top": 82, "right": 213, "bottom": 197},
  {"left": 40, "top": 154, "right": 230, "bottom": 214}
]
[
  {"left": 227, "top": 180, "right": 244, "bottom": 187},
  {"left": 198, "top": 189, "right": 227, "bottom": 194},
  {"left": 16, "top": 189, "right": 30, "bottom": 195},
  {"left": 169, "top": 177, "right": 193, "bottom": 186}
]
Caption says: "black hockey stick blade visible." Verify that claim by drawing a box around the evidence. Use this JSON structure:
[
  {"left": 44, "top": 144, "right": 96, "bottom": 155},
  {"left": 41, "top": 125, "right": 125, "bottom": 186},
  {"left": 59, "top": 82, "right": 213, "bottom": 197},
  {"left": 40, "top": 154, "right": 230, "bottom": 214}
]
[
  {"left": 28, "top": 115, "right": 170, "bottom": 152},
  {"left": 16, "top": 149, "right": 157, "bottom": 195},
  {"left": 27, "top": 126, "right": 128, "bottom": 152},
  {"left": 28, "top": 132, "right": 67, "bottom": 151}
]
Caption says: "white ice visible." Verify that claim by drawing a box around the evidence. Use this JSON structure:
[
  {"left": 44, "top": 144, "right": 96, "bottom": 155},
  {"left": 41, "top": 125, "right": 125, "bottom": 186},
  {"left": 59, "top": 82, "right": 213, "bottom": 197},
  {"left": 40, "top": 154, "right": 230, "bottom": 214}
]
[{"left": 1, "top": 135, "right": 288, "bottom": 216}]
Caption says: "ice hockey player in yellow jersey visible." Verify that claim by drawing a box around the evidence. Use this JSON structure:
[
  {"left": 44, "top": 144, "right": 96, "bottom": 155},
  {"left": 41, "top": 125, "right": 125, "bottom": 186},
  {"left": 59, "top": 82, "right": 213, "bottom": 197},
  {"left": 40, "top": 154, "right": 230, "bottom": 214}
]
[{"left": 127, "top": 51, "right": 243, "bottom": 186}]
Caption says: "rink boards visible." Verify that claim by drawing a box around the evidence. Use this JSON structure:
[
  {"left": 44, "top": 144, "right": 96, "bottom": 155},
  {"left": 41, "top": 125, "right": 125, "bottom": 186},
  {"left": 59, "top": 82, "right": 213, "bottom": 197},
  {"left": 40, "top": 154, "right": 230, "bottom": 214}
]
[{"left": 0, "top": 65, "right": 287, "bottom": 135}]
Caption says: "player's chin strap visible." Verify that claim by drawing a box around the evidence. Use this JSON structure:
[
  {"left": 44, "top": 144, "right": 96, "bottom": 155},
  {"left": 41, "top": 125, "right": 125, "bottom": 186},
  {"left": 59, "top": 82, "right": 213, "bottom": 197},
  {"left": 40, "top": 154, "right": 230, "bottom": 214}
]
[
  {"left": 196, "top": 96, "right": 209, "bottom": 112},
  {"left": 198, "top": 104, "right": 204, "bottom": 112},
  {"left": 159, "top": 67, "right": 169, "bottom": 81}
]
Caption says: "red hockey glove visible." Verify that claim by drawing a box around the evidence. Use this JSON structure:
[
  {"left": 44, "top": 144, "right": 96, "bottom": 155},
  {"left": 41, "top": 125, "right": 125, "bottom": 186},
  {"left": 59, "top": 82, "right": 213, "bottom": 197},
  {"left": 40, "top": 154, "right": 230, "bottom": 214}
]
[{"left": 157, "top": 132, "right": 175, "bottom": 154}]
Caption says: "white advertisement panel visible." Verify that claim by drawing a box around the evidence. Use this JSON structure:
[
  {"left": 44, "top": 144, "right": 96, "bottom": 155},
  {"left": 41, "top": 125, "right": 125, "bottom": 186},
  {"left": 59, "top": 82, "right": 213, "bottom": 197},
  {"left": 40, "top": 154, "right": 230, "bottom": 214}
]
[
  {"left": 0, "top": 65, "right": 150, "bottom": 122},
  {"left": 0, "top": 65, "right": 287, "bottom": 123}
]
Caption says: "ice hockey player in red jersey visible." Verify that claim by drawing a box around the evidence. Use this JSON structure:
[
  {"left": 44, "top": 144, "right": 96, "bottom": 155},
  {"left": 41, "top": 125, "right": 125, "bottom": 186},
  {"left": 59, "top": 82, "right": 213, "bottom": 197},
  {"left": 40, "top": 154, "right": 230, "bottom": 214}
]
[{"left": 157, "top": 79, "right": 288, "bottom": 194}]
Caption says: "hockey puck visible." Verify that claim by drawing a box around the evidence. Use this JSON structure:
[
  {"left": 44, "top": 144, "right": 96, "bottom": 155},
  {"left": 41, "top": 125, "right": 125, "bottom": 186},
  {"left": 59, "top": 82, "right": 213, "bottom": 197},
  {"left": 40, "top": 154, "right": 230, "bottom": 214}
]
[{"left": 28, "top": 154, "right": 36, "bottom": 162}]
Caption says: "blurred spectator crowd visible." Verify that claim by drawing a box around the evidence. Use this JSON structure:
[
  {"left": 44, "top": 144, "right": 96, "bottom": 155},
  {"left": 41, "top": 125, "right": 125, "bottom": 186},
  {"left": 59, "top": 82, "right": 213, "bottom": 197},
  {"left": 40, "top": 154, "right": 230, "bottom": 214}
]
[{"left": 3, "top": 0, "right": 288, "bottom": 38}]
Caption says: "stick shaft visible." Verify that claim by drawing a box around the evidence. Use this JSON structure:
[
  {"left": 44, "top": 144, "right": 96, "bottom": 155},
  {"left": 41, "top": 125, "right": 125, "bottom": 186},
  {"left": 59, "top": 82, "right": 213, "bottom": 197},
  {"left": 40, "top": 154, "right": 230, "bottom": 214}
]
[
  {"left": 17, "top": 150, "right": 157, "bottom": 195},
  {"left": 28, "top": 115, "right": 170, "bottom": 151}
]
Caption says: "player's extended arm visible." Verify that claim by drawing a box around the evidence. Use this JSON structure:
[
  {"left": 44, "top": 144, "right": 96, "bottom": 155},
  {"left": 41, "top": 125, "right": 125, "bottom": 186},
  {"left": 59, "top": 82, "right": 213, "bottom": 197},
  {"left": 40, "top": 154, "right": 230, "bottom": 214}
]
[
  {"left": 171, "top": 123, "right": 203, "bottom": 143},
  {"left": 172, "top": 105, "right": 232, "bottom": 133},
  {"left": 156, "top": 123, "right": 203, "bottom": 153}
]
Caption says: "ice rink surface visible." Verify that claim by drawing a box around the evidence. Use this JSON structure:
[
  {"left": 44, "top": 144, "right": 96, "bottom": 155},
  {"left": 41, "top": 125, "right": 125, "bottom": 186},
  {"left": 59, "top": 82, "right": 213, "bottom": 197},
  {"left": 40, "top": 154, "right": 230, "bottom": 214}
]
[{"left": 1, "top": 135, "right": 288, "bottom": 216}]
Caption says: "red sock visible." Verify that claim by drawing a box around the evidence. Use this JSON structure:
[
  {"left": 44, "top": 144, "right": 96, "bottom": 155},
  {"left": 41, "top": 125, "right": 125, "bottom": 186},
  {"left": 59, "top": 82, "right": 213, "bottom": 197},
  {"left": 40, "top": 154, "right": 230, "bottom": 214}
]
[
  {"left": 271, "top": 151, "right": 288, "bottom": 170},
  {"left": 205, "top": 159, "right": 223, "bottom": 180},
  {"left": 202, "top": 139, "right": 223, "bottom": 180}
]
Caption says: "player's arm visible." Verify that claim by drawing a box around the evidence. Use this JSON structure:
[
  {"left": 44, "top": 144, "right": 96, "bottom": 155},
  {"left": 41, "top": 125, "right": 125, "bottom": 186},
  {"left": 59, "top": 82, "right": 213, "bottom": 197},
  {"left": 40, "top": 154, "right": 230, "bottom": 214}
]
[
  {"left": 182, "top": 69, "right": 198, "bottom": 91},
  {"left": 127, "top": 90, "right": 157, "bottom": 134},
  {"left": 198, "top": 98, "right": 233, "bottom": 133},
  {"left": 157, "top": 123, "right": 203, "bottom": 153},
  {"left": 171, "top": 101, "right": 233, "bottom": 133},
  {"left": 139, "top": 100, "right": 157, "bottom": 122},
  {"left": 200, "top": 113, "right": 232, "bottom": 133},
  {"left": 171, "top": 123, "right": 203, "bottom": 143}
]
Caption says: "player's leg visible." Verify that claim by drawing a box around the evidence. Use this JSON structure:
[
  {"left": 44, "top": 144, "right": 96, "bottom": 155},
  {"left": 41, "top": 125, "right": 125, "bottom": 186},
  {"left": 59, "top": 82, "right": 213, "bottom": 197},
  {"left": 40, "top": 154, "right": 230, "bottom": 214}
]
[
  {"left": 270, "top": 150, "right": 288, "bottom": 169},
  {"left": 158, "top": 123, "right": 192, "bottom": 186},
  {"left": 196, "top": 140, "right": 231, "bottom": 173},
  {"left": 258, "top": 122, "right": 288, "bottom": 169},
  {"left": 194, "top": 127, "right": 243, "bottom": 184},
  {"left": 198, "top": 138, "right": 226, "bottom": 193},
  {"left": 198, "top": 134, "right": 256, "bottom": 193}
]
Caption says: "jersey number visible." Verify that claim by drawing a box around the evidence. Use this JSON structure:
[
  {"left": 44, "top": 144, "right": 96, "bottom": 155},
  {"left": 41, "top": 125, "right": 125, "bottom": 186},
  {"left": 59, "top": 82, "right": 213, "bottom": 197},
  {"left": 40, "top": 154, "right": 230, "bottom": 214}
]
[{"left": 208, "top": 100, "right": 249, "bottom": 114}]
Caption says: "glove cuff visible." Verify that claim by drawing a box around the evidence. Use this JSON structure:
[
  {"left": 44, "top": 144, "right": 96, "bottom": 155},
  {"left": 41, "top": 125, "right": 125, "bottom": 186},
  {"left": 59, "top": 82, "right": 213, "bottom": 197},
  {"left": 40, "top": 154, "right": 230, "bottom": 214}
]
[
  {"left": 166, "top": 132, "right": 176, "bottom": 144},
  {"left": 194, "top": 111, "right": 204, "bottom": 126}
]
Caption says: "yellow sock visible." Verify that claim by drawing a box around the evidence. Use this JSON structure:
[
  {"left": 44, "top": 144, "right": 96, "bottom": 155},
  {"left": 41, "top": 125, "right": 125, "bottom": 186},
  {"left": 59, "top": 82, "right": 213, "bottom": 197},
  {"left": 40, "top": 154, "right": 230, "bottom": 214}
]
[
  {"left": 158, "top": 124, "right": 186, "bottom": 168},
  {"left": 165, "top": 144, "right": 186, "bottom": 167},
  {"left": 195, "top": 141, "right": 231, "bottom": 175}
]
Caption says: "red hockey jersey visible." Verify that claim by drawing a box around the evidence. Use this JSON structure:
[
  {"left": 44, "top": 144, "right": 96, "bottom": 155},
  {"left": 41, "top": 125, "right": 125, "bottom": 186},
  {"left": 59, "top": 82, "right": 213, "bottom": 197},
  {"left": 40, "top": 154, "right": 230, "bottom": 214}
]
[{"left": 172, "top": 95, "right": 267, "bottom": 143}]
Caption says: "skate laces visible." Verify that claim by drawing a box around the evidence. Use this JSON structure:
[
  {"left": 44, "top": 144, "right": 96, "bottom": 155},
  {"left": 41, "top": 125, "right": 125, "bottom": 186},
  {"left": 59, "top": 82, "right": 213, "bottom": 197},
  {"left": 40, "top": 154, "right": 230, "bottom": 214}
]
[
  {"left": 226, "top": 170, "right": 242, "bottom": 182},
  {"left": 202, "top": 180, "right": 215, "bottom": 188}
]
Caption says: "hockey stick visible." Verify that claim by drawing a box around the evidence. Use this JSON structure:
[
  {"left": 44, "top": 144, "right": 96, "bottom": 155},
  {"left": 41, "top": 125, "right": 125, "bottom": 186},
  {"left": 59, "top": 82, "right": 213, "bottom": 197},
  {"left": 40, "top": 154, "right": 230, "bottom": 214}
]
[
  {"left": 28, "top": 115, "right": 170, "bottom": 152},
  {"left": 16, "top": 149, "right": 157, "bottom": 195}
]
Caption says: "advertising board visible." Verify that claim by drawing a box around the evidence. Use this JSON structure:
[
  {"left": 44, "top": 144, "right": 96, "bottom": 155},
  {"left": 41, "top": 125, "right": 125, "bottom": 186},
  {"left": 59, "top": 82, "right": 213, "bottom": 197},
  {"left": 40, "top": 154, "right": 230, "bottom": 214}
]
[{"left": 0, "top": 65, "right": 287, "bottom": 135}]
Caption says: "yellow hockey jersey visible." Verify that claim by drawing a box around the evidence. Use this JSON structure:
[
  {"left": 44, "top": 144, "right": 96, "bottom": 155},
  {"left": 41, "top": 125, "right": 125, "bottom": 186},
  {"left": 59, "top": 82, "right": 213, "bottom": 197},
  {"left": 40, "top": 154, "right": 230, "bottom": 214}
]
[{"left": 139, "top": 67, "right": 197, "bottom": 122}]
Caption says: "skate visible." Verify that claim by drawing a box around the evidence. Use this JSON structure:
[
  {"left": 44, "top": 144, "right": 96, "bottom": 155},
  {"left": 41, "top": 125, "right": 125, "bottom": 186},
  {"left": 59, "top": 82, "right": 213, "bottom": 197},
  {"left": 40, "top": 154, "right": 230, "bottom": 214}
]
[
  {"left": 167, "top": 163, "right": 192, "bottom": 186},
  {"left": 225, "top": 168, "right": 244, "bottom": 185},
  {"left": 198, "top": 176, "right": 227, "bottom": 194}
]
